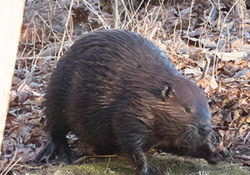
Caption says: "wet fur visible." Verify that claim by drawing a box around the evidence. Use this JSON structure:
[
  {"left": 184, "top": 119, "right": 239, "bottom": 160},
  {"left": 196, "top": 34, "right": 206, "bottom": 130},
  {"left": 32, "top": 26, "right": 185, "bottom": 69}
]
[{"left": 35, "top": 30, "right": 218, "bottom": 174}]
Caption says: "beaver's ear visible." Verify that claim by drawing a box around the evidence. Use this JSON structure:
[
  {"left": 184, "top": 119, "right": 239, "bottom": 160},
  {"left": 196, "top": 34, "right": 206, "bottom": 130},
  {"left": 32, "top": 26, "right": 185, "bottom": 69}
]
[{"left": 162, "top": 85, "right": 174, "bottom": 101}]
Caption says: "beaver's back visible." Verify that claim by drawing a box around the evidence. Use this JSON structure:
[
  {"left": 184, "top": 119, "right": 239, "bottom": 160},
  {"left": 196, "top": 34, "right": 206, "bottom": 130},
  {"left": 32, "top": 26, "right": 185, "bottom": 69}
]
[{"left": 45, "top": 30, "right": 181, "bottom": 154}]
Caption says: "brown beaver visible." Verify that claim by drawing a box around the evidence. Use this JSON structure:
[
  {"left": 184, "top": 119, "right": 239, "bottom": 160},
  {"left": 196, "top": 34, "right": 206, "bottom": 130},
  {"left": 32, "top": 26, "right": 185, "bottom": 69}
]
[{"left": 34, "top": 29, "right": 220, "bottom": 175}]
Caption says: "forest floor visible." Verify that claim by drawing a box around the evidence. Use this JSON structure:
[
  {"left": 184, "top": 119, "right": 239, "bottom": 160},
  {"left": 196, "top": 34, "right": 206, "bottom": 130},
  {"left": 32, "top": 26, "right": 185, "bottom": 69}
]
[{"left": 1, "top": 0, "right": 250, "bottom": 174}]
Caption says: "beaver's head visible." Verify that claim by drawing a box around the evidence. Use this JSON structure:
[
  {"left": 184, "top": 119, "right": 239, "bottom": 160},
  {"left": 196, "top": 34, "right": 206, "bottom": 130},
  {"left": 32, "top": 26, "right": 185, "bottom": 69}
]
[{"left": 146, "top": 74, "right": 212, "bottom": 148}]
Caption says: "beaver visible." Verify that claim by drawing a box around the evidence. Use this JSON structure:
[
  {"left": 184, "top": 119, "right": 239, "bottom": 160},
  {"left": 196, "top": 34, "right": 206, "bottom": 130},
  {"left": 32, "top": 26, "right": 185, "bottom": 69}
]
[{"left": 34, "top": 29, "right": 221, "bottom": 175}]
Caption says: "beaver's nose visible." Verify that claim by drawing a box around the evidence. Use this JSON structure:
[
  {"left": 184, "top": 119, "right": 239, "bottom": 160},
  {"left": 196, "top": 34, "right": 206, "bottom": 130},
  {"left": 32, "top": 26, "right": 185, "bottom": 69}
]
[{"left": 198, "top": 124, "right": 212, "bottom": 138}]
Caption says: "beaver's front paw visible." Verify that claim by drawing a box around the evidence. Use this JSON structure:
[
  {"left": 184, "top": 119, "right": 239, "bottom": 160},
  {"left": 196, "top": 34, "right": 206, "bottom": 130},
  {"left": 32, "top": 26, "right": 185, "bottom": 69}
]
[{"left": 206, "top": 149, "right": 231, "bottom": 164}]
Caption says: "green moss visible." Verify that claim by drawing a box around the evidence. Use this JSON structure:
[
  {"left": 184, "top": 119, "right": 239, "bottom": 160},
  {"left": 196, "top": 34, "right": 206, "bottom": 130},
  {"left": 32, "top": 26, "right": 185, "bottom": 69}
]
[
  {"left": 150, "top": 154, "right": 250, "bottom": 175},
  {"left": 30, "top": 154, "right": 250, "bottom": 175}
]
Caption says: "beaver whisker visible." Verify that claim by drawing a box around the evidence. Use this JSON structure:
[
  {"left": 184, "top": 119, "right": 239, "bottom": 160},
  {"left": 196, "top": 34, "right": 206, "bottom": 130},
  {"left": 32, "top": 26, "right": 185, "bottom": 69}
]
[
  {"left": 187, "top": 132, "right": 194, "bottom": 141},
  {"left": 210, "top": 130, "right": 221, "bottom": 145},
  {"left": 178, "top": 128, "right": 195, "bottom": 144},
  {"left": 185, "top": 124, "right": 199, "bottom": 132},
  {"left": 183, "top": 124, "right": 210, "bottom": 145},
  {"left": 211, "top": 129, "right": 219, "bottom": 137}
]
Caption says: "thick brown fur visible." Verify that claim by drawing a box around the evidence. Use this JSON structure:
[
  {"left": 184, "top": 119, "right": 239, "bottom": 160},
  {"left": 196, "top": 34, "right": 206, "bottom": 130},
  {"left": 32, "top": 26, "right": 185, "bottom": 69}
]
[{"left": 35, "top": 30, "right": 219, "bottom": 175}]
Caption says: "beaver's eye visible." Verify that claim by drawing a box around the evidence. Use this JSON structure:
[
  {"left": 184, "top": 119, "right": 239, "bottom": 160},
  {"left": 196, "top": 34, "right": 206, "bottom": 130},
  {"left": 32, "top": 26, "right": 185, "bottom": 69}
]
[{"left": 185, "top": 107, "right": 191, "bottom": 113}]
